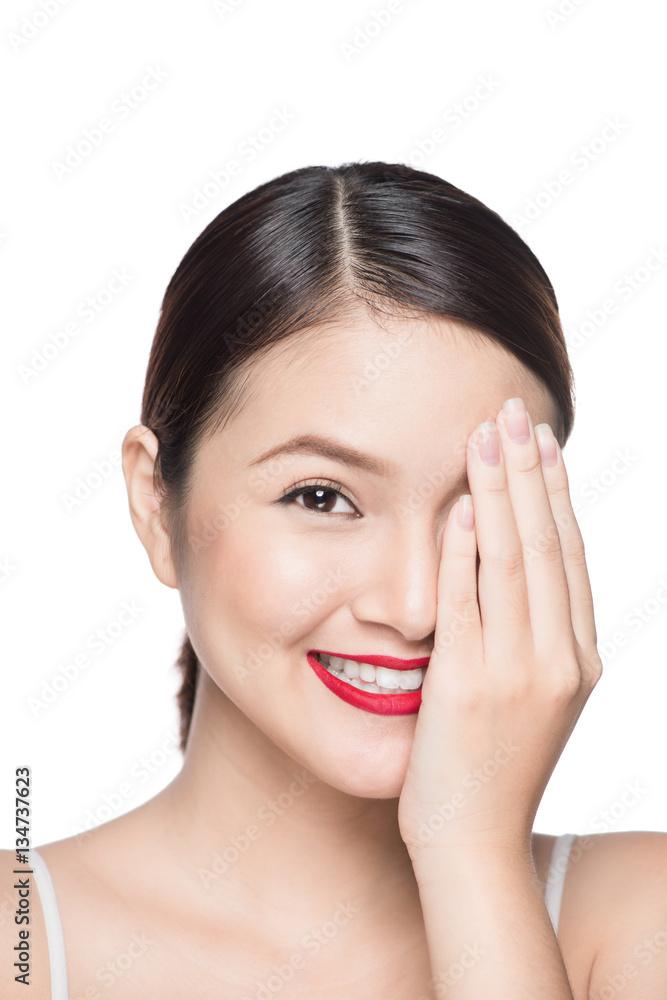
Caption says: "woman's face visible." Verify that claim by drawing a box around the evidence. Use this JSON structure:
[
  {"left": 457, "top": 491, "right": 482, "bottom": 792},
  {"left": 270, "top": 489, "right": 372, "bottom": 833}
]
[{"left": 173, "top": 311, "right": 559, "bottom": 798}]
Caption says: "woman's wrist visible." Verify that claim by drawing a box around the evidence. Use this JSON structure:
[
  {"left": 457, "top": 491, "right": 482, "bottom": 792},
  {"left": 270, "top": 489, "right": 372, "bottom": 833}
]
[{"left": 406, "top": 834, "right": 535, "bottom": 888}]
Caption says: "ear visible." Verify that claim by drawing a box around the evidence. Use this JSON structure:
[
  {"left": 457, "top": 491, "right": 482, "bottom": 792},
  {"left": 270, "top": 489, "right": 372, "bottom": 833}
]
[{"left": 121, "top": 425, "right": 178, "bottom": 589}]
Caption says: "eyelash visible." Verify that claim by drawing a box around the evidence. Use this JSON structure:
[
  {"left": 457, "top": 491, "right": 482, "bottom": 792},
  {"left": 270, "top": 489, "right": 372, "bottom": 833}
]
[{"left": 276, "top": 478, "right": 359, "bottom": 516}]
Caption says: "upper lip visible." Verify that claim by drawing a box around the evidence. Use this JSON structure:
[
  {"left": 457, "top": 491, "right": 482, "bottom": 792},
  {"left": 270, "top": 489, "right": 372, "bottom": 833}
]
[{"left": 313, "top": 650, "right": 431, "bottom": 671}]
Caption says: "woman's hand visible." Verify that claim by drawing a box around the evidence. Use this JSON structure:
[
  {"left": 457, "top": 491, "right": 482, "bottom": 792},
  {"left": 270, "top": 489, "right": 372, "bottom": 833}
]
[{"left": 397, "top": 397, "right": 603, "bottom": 866}]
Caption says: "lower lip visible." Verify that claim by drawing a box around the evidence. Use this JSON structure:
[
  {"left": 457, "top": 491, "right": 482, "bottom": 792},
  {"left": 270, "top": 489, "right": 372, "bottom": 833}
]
[{"left": 307, "top": 652, "right": 422, "bottom": 715}]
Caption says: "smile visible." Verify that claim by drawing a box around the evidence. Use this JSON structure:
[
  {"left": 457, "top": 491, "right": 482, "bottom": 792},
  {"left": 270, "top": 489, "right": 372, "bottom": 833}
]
[
  {"left": 314, "top": 651, "right": 426, "bottom": 690},
  {"left": 307, "top": 650, "right": 430, "bottom": 716}
]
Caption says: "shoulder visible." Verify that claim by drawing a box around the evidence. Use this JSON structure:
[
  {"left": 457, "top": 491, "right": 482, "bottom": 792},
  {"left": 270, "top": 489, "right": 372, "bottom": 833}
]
[
  {"left": 538, "top": 831, "right": 667, "bottom": 999},
  {"left": 12, "top": 822, "right": 194, "bottom": 998},
  {"left": 560, "top": 830, "right": 667, "bottom": 936},
  {"left": 0, "top": 848, "right": 50, "bottom": 999},
  {"left": 0, "top": 820, "right": 155, "bottom": 999}
]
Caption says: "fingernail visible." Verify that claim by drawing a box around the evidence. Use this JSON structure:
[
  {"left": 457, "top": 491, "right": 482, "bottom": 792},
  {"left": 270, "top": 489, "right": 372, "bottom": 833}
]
[
  {"left": 502, "top": 397, "right": 530, "bottom": 443},
  {"left": 476, "top": 421, "right": 500, "bottom": 465},
  {"left": 534, "top": 423, "right": 558, "bottom": 466}
]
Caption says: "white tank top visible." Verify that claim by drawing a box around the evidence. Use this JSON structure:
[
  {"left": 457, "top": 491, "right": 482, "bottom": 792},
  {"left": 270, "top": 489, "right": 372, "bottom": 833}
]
[{"left": 29, "top": 833, "right": 577, "bottom": 998}]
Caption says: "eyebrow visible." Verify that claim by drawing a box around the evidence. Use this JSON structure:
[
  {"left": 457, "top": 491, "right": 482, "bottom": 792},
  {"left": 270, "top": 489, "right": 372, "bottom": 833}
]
[
  {"left": 247, "top": 433, "right": 471, "bottom": 494},
  {"left": 247, "top": 434, "right": 398, "bottom": 477}
]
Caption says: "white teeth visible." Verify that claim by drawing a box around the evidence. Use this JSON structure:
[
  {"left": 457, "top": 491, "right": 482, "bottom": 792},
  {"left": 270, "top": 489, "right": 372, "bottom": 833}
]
[
  {"left": 359, "top": 662, "right": 375, "bottom": 683},
  {"left": 376, "top": 666, "right": 401, "bottom": 689},
  {"left": 317, "top": 653, "right": 425, "bottom": 692}
]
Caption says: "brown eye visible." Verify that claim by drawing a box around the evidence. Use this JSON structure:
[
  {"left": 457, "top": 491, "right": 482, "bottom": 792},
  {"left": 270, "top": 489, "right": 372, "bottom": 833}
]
[
  {"left": 299, "top": 487, "right": 346, "bottom": 514},
  {"left": 278, "top": 482, "right": 359, "bottom": 516}
]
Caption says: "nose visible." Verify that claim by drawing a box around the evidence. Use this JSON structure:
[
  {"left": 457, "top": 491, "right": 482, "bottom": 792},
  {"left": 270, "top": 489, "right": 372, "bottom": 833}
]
[{"left": 348, "top": 520, "right": 439, "bottom": 645}]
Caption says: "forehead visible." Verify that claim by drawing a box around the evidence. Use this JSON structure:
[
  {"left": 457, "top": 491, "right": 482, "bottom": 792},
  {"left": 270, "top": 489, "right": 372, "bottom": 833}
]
[
  {"left": 190, "top": 312, "right": 559, "bottom": 501},
  {"left": 221, "top": 311, "right": 556, "bottom": 448}
]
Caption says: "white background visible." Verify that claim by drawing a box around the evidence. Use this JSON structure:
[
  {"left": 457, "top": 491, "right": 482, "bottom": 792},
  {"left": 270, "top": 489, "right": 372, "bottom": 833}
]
[{"left": 1, "top": 0, "right": 666, "bottom": 849}]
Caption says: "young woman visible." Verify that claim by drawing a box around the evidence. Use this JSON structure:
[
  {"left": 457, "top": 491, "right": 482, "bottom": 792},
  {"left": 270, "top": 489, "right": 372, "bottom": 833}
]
[{"left": 5, "top": 162, "right": 666, "bottom": 999}]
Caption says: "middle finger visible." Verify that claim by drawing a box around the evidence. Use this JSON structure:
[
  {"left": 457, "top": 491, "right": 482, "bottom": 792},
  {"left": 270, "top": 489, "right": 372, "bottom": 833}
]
[{"left": 468, "top": 411, "right": 529, "bottom": 660}]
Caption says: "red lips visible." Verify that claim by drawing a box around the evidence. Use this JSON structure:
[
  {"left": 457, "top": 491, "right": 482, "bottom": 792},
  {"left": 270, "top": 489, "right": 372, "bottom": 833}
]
[{"left": 307, "top": 652, "right": 425, "bottom": 715}]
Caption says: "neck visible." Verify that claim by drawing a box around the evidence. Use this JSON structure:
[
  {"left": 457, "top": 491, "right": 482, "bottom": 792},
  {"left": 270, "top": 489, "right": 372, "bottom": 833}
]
[{"left": 151, "top": 671, "right": 420, "bottom": 928}]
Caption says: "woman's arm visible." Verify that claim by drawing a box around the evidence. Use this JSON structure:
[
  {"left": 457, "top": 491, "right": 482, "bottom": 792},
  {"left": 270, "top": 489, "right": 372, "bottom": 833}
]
[
  {"left": 411, "top": 824, "right": 667, "bottom": 1000},
  {"left": 397, "top": 400, "right": 603, "bottom": 997},
  {"left": 414, "top": 845, "right": 574, "bottom": 999}
]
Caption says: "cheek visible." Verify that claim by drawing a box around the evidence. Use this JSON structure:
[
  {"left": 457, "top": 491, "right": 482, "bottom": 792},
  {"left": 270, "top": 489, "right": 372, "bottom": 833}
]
[{"left": 192, "top": 519, "right": 346, "bottom": 641}]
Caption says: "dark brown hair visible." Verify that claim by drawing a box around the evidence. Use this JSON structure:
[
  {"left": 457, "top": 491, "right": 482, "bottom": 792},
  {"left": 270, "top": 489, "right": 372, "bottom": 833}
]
[{"left": 140, "top": 161, "right": 575, "bottom": 752}]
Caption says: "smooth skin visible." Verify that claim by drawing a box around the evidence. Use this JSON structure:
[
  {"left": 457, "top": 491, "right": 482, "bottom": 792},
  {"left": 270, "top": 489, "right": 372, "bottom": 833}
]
[{"left": 2, "top": 312, "right": 666, "bottom": 998}]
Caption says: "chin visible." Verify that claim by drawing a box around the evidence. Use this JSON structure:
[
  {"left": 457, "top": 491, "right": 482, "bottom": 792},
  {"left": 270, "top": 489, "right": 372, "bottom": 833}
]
[{"left": 315, "top": 743, "right": 412, "bottom": 800}]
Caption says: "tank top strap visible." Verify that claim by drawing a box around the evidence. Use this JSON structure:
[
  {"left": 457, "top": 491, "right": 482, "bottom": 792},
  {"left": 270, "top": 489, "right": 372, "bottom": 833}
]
[
  {"left": 544, "top": 832, "right": 576, "bottom": 936},
  {"left": 28, "top": 848, "right": 69, "bottom": 999}
]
